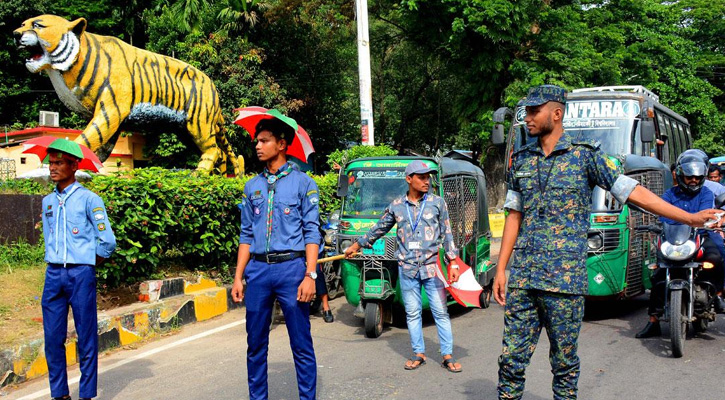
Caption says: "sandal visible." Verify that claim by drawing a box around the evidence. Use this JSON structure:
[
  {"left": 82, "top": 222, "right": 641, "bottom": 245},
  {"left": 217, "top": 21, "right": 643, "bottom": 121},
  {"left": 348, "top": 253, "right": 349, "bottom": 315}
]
[
  {"left": 404, "top": 355, "right": 426, "bottom": 370},
  {"left": 441, "top": 357, "right": 462, "bottom": 373}
]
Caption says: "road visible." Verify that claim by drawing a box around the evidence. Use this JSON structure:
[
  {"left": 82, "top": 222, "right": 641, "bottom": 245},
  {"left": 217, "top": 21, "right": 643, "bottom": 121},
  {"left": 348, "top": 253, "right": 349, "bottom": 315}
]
[{"left": 6, "top": 244, "right": 725, "bottom": 399}]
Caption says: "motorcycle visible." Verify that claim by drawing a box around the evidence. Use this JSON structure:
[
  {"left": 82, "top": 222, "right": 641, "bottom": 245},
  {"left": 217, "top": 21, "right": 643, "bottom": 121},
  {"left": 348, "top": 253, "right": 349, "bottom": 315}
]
[{"left": 637, "top": 215, "right": 724, "bottom": 358}]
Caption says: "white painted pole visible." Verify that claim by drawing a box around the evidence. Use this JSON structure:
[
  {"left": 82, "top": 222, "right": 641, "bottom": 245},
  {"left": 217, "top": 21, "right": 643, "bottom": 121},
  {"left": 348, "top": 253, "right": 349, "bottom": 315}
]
[{"left": 356, "top": 0, "right": 375, "bottom": 146}]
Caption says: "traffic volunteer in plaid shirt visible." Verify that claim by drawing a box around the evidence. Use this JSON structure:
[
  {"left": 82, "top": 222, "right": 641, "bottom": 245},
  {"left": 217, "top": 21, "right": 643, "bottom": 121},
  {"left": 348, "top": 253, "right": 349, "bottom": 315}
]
[{"left": 345, "top": 160, "right": 463, "bottom": 373}]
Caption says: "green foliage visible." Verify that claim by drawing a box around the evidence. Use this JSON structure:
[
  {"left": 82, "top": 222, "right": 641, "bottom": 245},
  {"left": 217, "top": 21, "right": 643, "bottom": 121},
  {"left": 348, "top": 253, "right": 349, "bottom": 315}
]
[
  {"left": 326, "top": 144, "right": 397, "bottom": 170},
  {"left": 85, "top": 168, "right": 249, "bottom": 286},
  {"left": 311, "top": 172, "right": 340, "bottom": 216},
  {"left": 0, "top": 238, "right": 45, "bottom": 274},
  {"left": 67, "top": 168, "right": 337, "bottom": 286},
  {"left": 0, "top": 179, "right": 53, "bottom": 195}
]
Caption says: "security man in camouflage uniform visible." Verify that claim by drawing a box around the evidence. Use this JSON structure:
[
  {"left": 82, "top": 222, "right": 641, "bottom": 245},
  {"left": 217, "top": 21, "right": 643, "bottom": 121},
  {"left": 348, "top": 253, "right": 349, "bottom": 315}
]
[{"left": 493, "top": 85, "right": 722, "bottom": 400}]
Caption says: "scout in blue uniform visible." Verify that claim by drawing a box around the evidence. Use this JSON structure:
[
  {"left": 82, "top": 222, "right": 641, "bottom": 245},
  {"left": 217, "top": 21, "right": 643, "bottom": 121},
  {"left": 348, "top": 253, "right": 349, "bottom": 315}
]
[
  {"left": 40, "top": 140, "right": 116, "bottom": 400},
  {"left": 231, "top": 117, "right": 321, "bottom": 400},
  {"left": 493, "top": 85, "right": 721, "bottom": 400}
]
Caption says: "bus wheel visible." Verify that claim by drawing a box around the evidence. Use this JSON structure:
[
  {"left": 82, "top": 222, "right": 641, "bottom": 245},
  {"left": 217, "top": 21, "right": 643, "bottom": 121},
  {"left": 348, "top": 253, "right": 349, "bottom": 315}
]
[{"left": 364, "top": 302, "right": 384, "bottom": 338}]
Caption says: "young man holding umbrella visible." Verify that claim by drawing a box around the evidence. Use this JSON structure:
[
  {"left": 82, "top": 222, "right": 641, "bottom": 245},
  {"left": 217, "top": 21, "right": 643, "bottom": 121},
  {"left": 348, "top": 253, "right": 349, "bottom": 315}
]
[
  {"left": 39, "top": 139, "right": 116, "bottom": 400},
  {"left": 231, "top": 115, "right": 321, "bottom": 400}
]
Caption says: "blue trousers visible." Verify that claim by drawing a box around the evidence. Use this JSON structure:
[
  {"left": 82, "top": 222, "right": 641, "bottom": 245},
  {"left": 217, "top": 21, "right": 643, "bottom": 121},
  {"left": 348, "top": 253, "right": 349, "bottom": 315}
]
[
  {"left": 244, "top": 257, "right": 317, "bottom": 400},
  {"left": 42, "top": 264, "right": 98, "bottom": 399}
]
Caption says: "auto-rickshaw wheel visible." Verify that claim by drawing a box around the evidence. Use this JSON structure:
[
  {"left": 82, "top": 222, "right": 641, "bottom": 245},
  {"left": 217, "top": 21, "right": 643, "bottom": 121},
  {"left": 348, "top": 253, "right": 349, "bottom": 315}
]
[
  {"left": 364, "top": 302, "right": 384, "bottom": 338},
  {"left": 479, "top": 286, "right": 492, "bottom": 309}
]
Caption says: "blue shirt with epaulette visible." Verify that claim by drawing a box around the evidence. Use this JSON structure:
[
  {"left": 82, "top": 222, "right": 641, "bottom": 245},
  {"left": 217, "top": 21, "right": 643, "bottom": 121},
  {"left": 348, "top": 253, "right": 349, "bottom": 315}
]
[
  {"left": 239, "top": 162, "right": 321, "bottom": 254},
  {"left": 503, "top": 132, "right": 639, "bottom": 295},
  {"left": 42, "top": 181, "right": 117, "bottom": 265}
]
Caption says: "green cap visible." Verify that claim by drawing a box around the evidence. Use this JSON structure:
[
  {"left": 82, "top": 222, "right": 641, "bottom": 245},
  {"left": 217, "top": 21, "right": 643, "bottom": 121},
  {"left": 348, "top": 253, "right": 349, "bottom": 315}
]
[
  {"left": 47, "top": 138, "right": 84, "bottom": 160},
  {"left": 521, "top": 85, "right": 568, "bottom": 106}
]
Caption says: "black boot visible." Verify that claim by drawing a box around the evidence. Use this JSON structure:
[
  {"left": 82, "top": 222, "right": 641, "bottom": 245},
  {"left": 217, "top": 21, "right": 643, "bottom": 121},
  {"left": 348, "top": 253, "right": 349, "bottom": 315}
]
[
  {"left": 714, "top": 296, "right": 725, "bottom": 314},
  {"left": 323, "top": 309, "right": 334, "bottom": 323},
  {"left": 635, "top": 321, "right": 661, "bottom": 338}
]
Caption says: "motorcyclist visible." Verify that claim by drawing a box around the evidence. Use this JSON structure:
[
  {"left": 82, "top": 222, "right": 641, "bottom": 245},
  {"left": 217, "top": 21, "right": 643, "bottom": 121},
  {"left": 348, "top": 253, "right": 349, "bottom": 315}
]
[{"left": 636, "top": 150, "right": 725, "bottom": 338}]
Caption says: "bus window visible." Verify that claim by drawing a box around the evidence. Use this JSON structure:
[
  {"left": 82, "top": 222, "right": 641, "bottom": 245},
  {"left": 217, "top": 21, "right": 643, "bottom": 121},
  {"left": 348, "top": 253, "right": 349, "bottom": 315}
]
[
  {"left": 674, "top": 123, "right": 685, "bottom": 156},
  {"left": 685, "top": 126, "right": 692, "bottom": 148},
  {"left": 633, "top": 120, "right": 643, "bottom": 156},
  {"left": 663, "top": 118, "right": 675, "bottom": 163},
  {"left": 669, "top": 120, "right": 681, "bottom": 159}
]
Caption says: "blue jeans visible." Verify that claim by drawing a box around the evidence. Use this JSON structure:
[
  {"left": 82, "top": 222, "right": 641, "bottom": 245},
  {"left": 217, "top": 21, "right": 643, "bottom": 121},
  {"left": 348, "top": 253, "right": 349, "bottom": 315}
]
[{"left": 399, "top": 269, "right": 453, "bottom": 356}]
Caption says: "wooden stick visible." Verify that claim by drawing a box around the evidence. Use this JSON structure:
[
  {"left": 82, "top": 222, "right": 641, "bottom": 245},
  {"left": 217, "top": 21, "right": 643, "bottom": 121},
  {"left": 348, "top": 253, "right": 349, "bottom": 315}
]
[{"left": 317, "top": 253, "right": 360, "bottom": 264}]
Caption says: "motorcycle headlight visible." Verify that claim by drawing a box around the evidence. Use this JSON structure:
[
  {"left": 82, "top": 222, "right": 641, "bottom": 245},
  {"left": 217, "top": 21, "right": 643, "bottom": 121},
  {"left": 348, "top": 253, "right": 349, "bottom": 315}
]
[
  {"left": 587, "top": 233, "right": 603, "bottom": 250},
  {"left": 661, "top": 240, "right": 697, "bottom": 261}
]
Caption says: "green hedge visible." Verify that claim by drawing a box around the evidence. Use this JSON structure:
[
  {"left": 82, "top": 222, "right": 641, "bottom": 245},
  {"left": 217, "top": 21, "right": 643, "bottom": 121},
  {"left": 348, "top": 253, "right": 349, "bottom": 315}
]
[
  {"left": 83, "top": 168, "right": 340, "bottom": 286},
  {"left": 4, "top": 168, "right": 339, "bottom": 286}
]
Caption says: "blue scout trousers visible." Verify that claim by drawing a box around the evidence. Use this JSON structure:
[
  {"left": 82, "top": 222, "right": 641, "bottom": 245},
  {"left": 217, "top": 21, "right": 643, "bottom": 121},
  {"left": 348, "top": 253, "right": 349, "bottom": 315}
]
[
  {"left": 498, "top": 289, "right": 585, "bottom": 400},
  {"left": 42, "top": 264, "right": 98, "bottom": 399},
  {"left": 244, "top": 257, "right": 317, "bottom": 400}
]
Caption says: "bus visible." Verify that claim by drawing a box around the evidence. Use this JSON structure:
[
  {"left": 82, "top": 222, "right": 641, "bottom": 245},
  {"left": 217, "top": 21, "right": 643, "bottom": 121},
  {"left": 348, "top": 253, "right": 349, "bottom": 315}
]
[{"left": 493, "top": 86, "right": 692, "bottom": 298}]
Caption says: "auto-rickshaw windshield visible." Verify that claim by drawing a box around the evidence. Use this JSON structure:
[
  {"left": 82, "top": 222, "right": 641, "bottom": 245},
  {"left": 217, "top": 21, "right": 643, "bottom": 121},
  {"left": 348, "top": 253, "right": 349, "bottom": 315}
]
[{"left": 343, "top": 168, "right": 411, "bottom": 217}]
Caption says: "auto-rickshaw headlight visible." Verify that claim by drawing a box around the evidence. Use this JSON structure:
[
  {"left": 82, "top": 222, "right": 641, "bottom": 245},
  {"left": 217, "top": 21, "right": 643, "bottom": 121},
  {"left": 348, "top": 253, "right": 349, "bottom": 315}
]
[{"left": 340, "top": 239, "right": 353, "bottom": 253}]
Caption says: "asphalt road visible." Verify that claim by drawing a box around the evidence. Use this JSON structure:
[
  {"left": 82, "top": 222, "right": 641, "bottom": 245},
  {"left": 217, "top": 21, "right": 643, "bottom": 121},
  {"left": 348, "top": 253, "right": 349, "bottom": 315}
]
[
  {"left": 6, "top": 292, "right": 725, "bottom": 400},
  {"left": 6, "top": 239, "right": 725, "bottom": 399}
]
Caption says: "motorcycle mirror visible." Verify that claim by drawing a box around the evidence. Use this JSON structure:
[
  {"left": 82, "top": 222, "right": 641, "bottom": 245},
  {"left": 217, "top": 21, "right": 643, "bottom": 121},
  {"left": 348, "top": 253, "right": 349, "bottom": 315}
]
[{"left": 716, "top": 193, "right": 725, "bottom": 209}]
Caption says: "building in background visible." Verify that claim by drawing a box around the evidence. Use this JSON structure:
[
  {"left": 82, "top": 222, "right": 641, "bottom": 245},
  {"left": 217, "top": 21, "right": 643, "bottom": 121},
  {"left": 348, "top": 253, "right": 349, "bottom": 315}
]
[{"left": 0, "top": 126, "right": 147, "bottom": 176}]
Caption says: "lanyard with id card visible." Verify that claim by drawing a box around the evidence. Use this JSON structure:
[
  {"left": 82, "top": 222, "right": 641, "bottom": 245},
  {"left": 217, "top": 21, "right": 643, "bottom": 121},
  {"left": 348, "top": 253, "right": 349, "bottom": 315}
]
[{"left": 406, "top": 194, "right": 427, "bottom": 250}]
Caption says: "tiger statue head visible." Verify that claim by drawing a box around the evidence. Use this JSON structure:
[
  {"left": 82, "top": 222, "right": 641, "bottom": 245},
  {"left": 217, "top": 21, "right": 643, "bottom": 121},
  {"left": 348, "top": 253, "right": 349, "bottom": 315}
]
[{"left": 14, "top": 14, "right": 87, "bottom": 74}]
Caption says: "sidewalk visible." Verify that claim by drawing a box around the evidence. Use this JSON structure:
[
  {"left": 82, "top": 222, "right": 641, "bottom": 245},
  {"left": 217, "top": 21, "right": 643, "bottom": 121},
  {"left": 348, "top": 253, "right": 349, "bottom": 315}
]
[{"left": 0, "top": 276, "right": 242, "bottom": 390}]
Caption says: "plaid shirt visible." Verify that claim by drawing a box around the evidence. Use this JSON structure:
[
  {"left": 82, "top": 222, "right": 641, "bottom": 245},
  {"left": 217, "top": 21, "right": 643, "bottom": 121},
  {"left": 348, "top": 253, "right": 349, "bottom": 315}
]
[{"left": 357, "top": 193, "right": 458, "bottom": 279}]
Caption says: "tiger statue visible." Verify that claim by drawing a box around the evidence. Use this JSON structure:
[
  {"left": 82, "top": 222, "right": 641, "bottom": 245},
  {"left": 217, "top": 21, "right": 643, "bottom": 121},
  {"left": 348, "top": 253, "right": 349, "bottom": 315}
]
[{"left": 13, "top": 14, "right": 243, "bottom": 175}]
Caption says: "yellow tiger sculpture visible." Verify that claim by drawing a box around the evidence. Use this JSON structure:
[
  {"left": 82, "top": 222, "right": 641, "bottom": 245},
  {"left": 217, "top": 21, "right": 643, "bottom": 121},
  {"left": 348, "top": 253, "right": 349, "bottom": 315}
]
[{"left": 13, "top": 14, "right": 242, "bottom": 175}]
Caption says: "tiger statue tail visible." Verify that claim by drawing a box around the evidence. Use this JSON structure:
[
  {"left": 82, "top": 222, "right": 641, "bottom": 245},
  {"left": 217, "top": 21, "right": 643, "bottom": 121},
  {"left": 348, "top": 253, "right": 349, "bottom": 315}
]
[{"left": 216, "top": 122, "right": 243, "bottom": 177}]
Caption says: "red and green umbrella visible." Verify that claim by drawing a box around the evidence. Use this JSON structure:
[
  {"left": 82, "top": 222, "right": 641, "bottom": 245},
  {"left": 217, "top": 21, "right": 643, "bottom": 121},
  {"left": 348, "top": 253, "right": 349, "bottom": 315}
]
[
  {"left": 233, "top": 106, "right": 315, "bottom": 162},
  {"left": 22, "top": 137, "right": 104, "bottom": 172}
]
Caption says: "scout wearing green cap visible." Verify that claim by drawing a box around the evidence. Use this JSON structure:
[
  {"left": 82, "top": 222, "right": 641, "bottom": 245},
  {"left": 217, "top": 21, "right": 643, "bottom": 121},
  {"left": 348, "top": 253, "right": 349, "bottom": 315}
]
[{"left": 520, "top": 84, "right": 568, "bottom": 106}]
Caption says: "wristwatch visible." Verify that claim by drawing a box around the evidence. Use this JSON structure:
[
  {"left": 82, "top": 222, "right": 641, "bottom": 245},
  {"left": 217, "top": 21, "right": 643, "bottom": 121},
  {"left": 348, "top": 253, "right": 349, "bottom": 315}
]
[
  {"left": 305, "top": 271, "right": 318, "bottom": 280},
  {"left": 450, "top": 263, "right": 459, "bottom": 270}
]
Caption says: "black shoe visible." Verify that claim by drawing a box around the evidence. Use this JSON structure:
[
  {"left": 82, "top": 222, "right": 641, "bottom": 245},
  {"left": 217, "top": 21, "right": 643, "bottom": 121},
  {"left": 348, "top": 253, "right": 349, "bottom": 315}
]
[
  {"left": 51, "top": 397, "right": 71, "bottom": 400},
  {"left": 323, "top": 310, "right": 334, "bottom": 323},
  {"left": 635, "top": 321, "right": 661, "bottom": 338},
  {"left": 714, "top": 296, "right": 725, "bottom": 314}
]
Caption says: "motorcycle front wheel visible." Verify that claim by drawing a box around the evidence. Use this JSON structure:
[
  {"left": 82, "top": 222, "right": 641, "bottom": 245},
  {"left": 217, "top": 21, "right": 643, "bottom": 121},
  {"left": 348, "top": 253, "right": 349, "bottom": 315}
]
[{"left": 669, "top": 290, "right": 687, "bottom": 358}]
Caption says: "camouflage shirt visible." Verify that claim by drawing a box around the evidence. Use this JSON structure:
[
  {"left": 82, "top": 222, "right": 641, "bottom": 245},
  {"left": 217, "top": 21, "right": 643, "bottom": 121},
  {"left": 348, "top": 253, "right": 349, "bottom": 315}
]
[
  {"left": 357, "top": 193, "right": 458, "bottom": 279},
  {"left": 503, "top": 132, "right": 639, "bottom": 295}
]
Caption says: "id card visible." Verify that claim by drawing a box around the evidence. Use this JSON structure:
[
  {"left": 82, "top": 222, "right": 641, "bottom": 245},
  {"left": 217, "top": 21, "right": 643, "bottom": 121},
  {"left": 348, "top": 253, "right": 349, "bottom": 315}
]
[{"left": 409, "top": 241, "right": 422, "bottom": 250}]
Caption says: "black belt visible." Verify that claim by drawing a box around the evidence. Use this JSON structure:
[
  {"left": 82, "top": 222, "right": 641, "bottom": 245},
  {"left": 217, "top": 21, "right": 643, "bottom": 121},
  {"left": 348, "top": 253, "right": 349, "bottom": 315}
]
[{"left": 253, "top": 251, "right": 305, "bottom": 264}]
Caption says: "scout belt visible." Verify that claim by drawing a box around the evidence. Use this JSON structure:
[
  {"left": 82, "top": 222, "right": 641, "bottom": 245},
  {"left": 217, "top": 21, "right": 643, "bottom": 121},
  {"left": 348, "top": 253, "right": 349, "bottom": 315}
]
[{"left": 253, "top": 251, "right": 305, "bottom": 264}]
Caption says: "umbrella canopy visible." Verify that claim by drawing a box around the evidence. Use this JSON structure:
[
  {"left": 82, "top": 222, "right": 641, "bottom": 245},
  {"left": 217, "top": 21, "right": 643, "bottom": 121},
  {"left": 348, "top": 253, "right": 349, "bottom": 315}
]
[
  {"left": 22, "top": 137, "right": 104, "bottom": 172},
  {"left": 233, "top": 106, "right": 315, "bottom": 162}
]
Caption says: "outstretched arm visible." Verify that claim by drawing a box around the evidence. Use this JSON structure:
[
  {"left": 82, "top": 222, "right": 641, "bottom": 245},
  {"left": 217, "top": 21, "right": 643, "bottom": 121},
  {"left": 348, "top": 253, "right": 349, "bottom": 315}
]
[{"left": 627, "top": 186, "right": 721, "bottom": 227}]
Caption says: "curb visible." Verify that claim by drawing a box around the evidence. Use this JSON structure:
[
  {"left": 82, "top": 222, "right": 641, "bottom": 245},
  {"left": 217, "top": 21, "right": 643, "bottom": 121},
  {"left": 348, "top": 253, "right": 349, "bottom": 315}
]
[{"left": 0, "top": 276, "right": 242, "bottom": 389}]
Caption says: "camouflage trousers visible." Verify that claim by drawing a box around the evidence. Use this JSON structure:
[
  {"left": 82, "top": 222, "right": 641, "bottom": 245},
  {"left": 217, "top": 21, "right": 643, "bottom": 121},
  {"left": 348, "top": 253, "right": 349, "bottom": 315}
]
[{"left": 497, "top": 289, "right": 585, "bottom": 400}]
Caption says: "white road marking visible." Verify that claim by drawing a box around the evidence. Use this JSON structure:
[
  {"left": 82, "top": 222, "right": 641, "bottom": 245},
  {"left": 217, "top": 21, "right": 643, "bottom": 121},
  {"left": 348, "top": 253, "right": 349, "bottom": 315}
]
[{"left": 16, "top": 319, "right": 245, "bottom": 400}]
